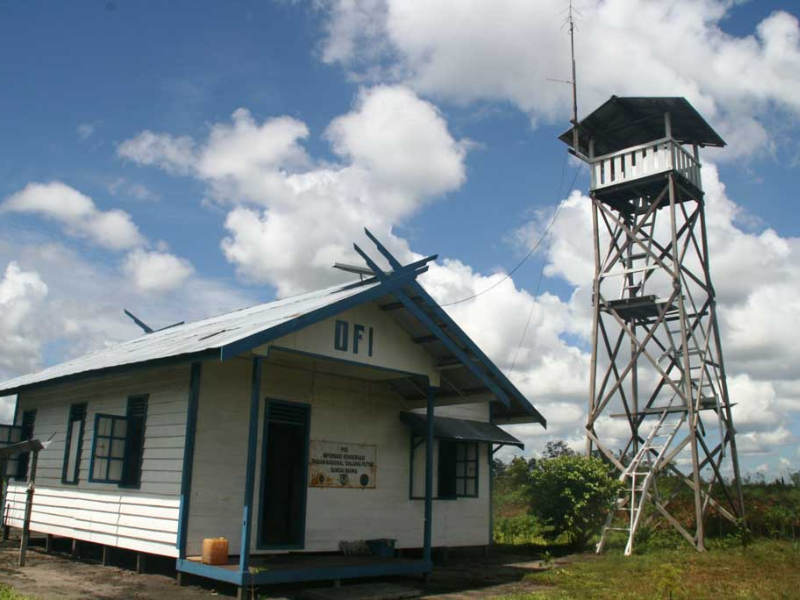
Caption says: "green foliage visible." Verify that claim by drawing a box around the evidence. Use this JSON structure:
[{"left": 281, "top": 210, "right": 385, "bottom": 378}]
[
  {"left": 542, "top": 440, "right": 576, "bottom": 459},
  {"left": 654, "top": 563, "right": 685, "bottom": 599},
  {"left": 0, "top": 586, "right": 32, "bottom": 600},
  {"left": 494, "top": 514, "right": 549, "bottom": 545},
  {"left": 527, "top": 454, "right": 622, "bottom": 548}
]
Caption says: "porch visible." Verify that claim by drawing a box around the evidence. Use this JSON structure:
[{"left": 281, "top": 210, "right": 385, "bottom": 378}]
[{"left": 176, "top": 553, "right": 431, "bottom": 587}]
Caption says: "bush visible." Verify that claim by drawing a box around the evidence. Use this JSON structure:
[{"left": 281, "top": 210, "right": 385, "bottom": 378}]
[
  {"left": 494, "top": 514, "right": 550, "bottom": 545},
  {"left": 528, "top": 454, "right": 621, "bottom": 548}
]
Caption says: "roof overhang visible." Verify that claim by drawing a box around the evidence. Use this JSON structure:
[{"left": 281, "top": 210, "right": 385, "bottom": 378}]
[{"left": 399, "top": 412, "right": 524, "bottom": 449}]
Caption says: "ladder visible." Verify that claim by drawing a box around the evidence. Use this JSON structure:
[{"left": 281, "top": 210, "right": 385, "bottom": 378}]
[{"left": 596, "top": 407, "right": 686, "bottom": 555}]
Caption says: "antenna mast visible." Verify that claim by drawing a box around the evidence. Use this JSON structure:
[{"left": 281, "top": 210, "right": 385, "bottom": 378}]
[{"left": 568, "top": 0, "right": 579, "bottom": 153}]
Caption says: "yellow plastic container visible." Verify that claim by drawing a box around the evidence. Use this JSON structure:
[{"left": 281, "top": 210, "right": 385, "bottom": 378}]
[{"left": 202, "top": 537, "right": 229, "bottom": 565}]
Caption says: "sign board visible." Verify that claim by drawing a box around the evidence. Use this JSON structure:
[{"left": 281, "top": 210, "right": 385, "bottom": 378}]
[{"left": 308, "top": 440, "right": 377, "bottom": 489}]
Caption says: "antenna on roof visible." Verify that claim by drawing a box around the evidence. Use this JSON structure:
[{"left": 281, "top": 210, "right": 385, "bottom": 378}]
[
  {"left": 547, "top": 0, "right": 582, "bottom": 154},
  {"left": 123, "top": 309, "right": 185, "bottom": 335},
  {"left": 567, "top": 0, "right": 580, "bottom": 154},
  {"left": 124, "top": 309, "right": 153, "bottom": 334}
]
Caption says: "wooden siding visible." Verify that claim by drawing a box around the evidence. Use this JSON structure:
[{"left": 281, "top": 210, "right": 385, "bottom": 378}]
[
  {"left": 3, "top": 366, "right": 190, "bottom": 557},
  {"left": 186, "top": 359, "right": 491, "bottom": 556}
]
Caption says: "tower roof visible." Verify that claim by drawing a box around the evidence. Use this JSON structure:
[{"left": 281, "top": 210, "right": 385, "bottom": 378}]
[{"left": 559, "top": 96, "right": 726, "bottom": 157}]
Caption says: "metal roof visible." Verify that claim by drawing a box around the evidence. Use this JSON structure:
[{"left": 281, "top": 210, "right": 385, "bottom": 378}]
[
  {"left": 0, "top": 279, "right": 380, "bottom": 395},
  {"left": 0, "top": 233, "right": 546, "bottom": 427},
  {"left": 399, "top": 412, "right": 524, "bottom": 448},
  {"left": 559, "top": 96, "right": 726, "bottom": 157}
]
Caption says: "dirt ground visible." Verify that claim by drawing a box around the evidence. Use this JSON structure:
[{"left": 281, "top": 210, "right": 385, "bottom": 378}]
[{"left": 0, "top": 535, "right": 563, "bottom": 600}]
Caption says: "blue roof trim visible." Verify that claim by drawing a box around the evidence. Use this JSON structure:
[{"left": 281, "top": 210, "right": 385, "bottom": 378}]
[
  {"left": 363, "top": 228, "right": 547, "bottom": 427},
  {"left": 353, "top": 242, "right": 512, "bottom": 409}
]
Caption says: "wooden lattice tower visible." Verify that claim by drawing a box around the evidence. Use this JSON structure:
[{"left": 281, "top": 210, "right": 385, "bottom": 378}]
[{"left": 560, "top": 97, "right": 745, "bottom": 554}]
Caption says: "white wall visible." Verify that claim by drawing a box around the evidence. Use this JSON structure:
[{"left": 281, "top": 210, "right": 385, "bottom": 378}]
[
  {"left": 186, "top": 358, "right": 491, "bottom": 557},
  {"left": 3, "top": 365, "right": 190, "bottom": 557}
]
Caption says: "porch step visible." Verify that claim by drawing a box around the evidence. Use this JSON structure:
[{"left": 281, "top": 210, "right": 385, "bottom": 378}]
[{"left": 301, "top": 582, "right": 422, "bottom": 600}]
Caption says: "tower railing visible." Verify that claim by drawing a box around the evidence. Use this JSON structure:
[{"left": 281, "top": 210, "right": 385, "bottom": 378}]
[{"left": 590, "top": 137, "right": 701, "bottom": 192}]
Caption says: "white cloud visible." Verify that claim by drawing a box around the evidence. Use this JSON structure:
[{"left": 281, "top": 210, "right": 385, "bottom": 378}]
[
  {"left": 123, "top": 248, "right": 194, "bottom": 294},
  {"left": 2, "top": 181, "right": 197, "bottom": 296},
  {"left": 0, "top": 262, "right": 49, "bottom": 380},
  {"left": 319, "top": 0, "right": 800, "bottom": 158},
  {"left": 0, "top": 238, "right": 258, "bottom": 395},
  {"left": 121, "top": 85, "right": 467, "bottom": 297},
  {"left": 117, "top": 130, "right": 197, "bottom": 175},
  {"left": 2, "top": 182, "right": 144, "bottom": 251}
]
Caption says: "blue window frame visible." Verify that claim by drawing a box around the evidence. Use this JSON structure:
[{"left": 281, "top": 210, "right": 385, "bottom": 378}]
[
  {"left": 88, "top": 395, "right": 148, "bottom": 487},
  {"left": 61, "top": 403, "right": 87, "bottom": 485},
  {"left": 0, "top": 424, "right": 22, "bottom": 478},
  {"left": 89, "top": 414, "right": 128, "bottom": 484},
  {"left": 408, "top": 437, "right": 480, "bottom": 500},
  {"left": 120, "top": 395, "right": 148, "bottom": 489}
]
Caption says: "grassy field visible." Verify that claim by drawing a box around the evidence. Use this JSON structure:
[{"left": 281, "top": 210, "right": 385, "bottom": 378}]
[{"left": 496, "top": 540, "right": 800, "bottom": 599}]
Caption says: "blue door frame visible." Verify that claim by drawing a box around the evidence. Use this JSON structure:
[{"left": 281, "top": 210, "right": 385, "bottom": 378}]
[{"left": 256, "top": 399, "right": 311, "bottom": 550}]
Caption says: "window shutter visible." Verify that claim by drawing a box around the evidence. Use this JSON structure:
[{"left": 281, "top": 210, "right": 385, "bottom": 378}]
[{"left": 268, "top": 402, "right": 307, "bottom": 426}]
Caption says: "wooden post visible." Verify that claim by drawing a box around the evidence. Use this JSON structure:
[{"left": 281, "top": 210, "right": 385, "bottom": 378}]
[
  {"left": 239, "top": 356, "right": 263, "bottom": 576},
  {"left": 102, "top": 545, "right": 110, "bottom": 566},
  {"left": 423, "top": 384, "right": 435, "bottom": 565},
  {"left": 71, "top": 539, "right": 79, "bottom": 559},
  {"left": 0, "top": 457, "right": 7, "bottom": 541},
  {"left": 136, "top": 552, "right": 146, "bottom": 574},
  {"left": 45, "top": 534, "right": 53, "bottom": 553},
  {"left": 18, "top": 449, "right": 38, "bottom": 567}
]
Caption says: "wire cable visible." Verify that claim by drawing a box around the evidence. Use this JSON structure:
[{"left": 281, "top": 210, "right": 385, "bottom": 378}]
[{"left": 440, "top": 154, "right": 581, "bottom": 308}]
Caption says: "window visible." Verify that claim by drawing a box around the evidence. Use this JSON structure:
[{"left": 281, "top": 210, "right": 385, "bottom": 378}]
[
  {"left": 89, "top": 395, "right": 148, "bottom": 487},
  {"left": 61, "top": 403, "right": 87, "bottom": 484},
  {"left": 121, "top": 395, "right": 147, "bottom": 488},
  {"left": 0, "top": 424, "right": 22, "bottom": 478},
  {"left": 14, "top": 410, "right": 36, "bottom": 481},
  {"left": 90, "top": 414, "right": 128, "bottom": 483},
  {"left": 437, "top": 440, "right": 478, "bottom": 498}
]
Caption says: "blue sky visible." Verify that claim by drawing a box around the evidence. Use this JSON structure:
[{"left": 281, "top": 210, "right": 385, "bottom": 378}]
[{"left": 1, "top": 0, "right": 799, "bottom": 477}]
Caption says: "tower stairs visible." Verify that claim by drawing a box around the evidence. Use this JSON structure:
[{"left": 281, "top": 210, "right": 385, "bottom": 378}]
[{"left": 597, "top": 405, "right": 686, "bottom": 555}]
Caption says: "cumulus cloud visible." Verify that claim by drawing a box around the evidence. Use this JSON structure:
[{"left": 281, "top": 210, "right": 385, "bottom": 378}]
[
  {"left": 120, "top": 85, "right": 467, "bottom": 296},
  {"left": 2, "top": 182, "right": 144, "bottom": 250},
  {"left": 318, "top": 0, "right": 800, "bottom": 158},
  {"left": 0, "top": 238, "right": 258, "bottom": 408},
  {"left": 0, "top": 262, "right": 49, "bottom": 380},
  {"left": 122, "top": 248, "right": 194, "bottom": 294},
  {"left": 2, "top": 181, "right": 197, "bottom": 296}
]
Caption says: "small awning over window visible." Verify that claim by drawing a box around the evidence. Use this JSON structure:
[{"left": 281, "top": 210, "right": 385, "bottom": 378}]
[{"left": 399, "top": 412, "right": 524, "bottom": 449}]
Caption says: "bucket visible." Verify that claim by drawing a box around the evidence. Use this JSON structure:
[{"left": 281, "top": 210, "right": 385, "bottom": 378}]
[
  {"left": 366, "top": 538, "right": 396, "bottom": 558},
  {"left": 202, "top": 537, "right": 229, "bottom": 565}
]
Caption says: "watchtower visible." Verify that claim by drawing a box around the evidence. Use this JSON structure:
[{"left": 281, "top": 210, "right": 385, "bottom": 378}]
[{"left": 560, "top": 96, "right": 745, "bottom": 554}]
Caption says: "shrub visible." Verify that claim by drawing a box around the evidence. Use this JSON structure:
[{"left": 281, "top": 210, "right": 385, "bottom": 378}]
[{"left": 528, "top": 454, "right": 621, "bottom": 548}]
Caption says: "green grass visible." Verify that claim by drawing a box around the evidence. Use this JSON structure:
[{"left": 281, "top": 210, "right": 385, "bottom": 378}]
[
  {"left": 0, "top": 585, "right": 33, "bottom": 600},
  {"left": 495, "top": 540, "right": 800, "bottom": 600}
]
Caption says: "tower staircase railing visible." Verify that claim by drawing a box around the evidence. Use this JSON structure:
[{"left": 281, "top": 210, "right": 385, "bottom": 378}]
[
  {"left": 590, "top": 138, "right": 701, "bottom": 192},
  {"left": 597, "top": 406, "right": 687, "bottom": 555}
]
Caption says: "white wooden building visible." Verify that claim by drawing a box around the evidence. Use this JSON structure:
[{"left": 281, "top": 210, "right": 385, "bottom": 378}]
[{"left": 0, "top": 233, "right": 545, "bottom": 595}]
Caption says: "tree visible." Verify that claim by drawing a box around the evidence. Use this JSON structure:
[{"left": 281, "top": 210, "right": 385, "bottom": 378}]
[
  {"left": 528, "top": 454, "right": 621, "bottom": 548},
  {"left": 542, "top": 440, "right": 576, "bottom": 459}
]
